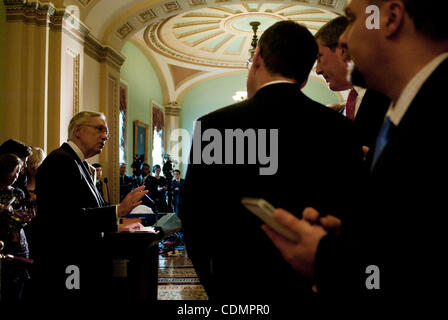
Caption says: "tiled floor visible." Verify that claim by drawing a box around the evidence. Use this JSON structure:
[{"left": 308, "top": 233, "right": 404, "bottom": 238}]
[{"left": 157, "top": 242, "right": 209, "bottom": 300}]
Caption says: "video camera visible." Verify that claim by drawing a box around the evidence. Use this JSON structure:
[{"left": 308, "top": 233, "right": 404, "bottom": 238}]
[{"left": 131, "top": 154, "right": 144, "bottom": 177}]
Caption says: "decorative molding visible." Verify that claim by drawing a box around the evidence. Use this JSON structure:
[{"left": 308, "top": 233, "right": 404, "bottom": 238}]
[
  {"left": 175, "top": 25, "right": 220, "bottom": 39},
  {"left": 165, "top": 103, "right": 182, "bottom": 116},
  {"left": 183, "top": 12, "right": 228, "bottom": 18},
  {"left": 162, "top": 1, "right": 181, "bottom": 13},
  {"left": 66, "top": 48, "right": 81, "bottom": 115},
  {"left": 84, "top": 34, "right": 126, "bottom": 71},
  {"left": 107, "top": 76, "right": 119, "bottom": 204},
  {"left": 137, "top": 9, "right": 157, "bottom": 23},
  {"left": 4, "top": 0, "right": 65, "bottom": 30},
  {"left": 78, "top": 0, "right": 93, "bottom": 7},
  {"left": 62, "top": 11, "right": 91, "bottom": 45},
  {"left": 173, "top": 19, "right": 220, "bottom": 28},
  {"left": 73, "top": 53, "right": 80, "bottom": 115},
  {"left": 145, "top": 21, "right": 244, "bottom": 68},
  {"left": 188, "top": 0, "right": 207, "bottom": 6},
  {"left": 115, "top": 22, "right": 135, "bottom": 40},
  {"left": 319, "top": 0, "right": 337, "bottom": 8}
]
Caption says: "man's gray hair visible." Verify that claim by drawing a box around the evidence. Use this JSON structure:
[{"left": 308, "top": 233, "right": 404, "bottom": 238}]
[{"left": 68, "top": 111, "right": 106, "bottom": 140}]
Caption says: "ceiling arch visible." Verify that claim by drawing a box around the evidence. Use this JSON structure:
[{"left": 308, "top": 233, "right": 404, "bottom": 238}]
[
  {"left": 143, "top": 2, "right": 339, "bottom": 68},
  {"left": 88, "top": 0, "right": 347, "bottom": 51},
  {"left": 67, "top": 0, "right": 347, "bottom": 102}
]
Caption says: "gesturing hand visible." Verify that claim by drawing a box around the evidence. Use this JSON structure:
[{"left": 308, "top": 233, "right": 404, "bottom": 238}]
[{"left": 117, "top": 186, "right": 148, "bottom": 217}]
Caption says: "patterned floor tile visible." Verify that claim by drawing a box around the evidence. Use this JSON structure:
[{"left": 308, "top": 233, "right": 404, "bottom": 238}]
[{"left": 157, "top": 247, "right": 208, "bottom": 300}]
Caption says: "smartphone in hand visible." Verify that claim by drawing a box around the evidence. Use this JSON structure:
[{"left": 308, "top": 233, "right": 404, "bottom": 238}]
[{"left": 241, "top": 198, "right": 298, "bottom": 241}]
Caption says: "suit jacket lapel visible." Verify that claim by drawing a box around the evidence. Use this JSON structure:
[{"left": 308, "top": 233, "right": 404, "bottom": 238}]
[
  {"left": 61, "top": 143, "right": 104, "bottom": 207},
  {"left": 371, "top": 58, "right": 448, "bottom": 174}
]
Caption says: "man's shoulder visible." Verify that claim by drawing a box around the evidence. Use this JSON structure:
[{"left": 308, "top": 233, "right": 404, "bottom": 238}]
[
  {"left": 46, "top": 143, "right": 74, "bottom": 158},
  {"left": 199, "top": 100, "right": 249, "bottom": 125},
  {"left": 40, "top": 144, "right": 78, "bottom": 170}
]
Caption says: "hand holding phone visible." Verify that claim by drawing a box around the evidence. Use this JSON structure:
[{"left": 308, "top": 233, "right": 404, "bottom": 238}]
[{"left": 241, "top": 198, "right": 298, "bottom": 242}]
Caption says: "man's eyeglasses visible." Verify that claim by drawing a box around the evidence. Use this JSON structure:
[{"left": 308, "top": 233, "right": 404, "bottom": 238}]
[{"left": 80, "top": 124, "right": 110, "bottom": 138}]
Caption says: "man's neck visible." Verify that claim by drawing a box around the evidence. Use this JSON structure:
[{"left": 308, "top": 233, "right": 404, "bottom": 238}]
[
  {"left": 256, "top": 76, "right": 297, "bottom": 92},
  {"left": 67, "top": 140, "right": 86, "bottom": 161},
  {"left": 379, "top": 41, "right": 448, "bottom": 102}
]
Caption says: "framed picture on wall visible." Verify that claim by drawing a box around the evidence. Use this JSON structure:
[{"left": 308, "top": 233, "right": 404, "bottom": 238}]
[{"left": 134, "top": 120, "right": 149, "bottom": 163}]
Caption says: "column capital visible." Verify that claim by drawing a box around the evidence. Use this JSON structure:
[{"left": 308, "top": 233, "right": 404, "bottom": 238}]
[{"left": 165, "top": 102, "right": 181, "bottom": 116}]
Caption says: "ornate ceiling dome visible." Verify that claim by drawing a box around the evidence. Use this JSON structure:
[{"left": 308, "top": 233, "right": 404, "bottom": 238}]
[{"left": 144, "top": 2, "right": 338, "bottom": 68}]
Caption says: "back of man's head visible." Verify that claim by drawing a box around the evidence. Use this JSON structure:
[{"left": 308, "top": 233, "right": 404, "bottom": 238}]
[
  {"left": 315, "top": 16, "right": 349, "bottom": 50},
  {"left": 369, "top": 0, "right": 448, "bottom": 40},
  {"left": 0, "top": 139, "right": 32, "bottom": 158},
  {"left": 258, "top": 21, "right": 318, "bottom": 84}
]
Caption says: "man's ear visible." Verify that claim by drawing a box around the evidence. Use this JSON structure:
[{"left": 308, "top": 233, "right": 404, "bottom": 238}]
[
  {"left": 73, "top": 125, "right": 81, "bottom": 139},
  {"left": 381, "top": 0, "right": 406, "bottom": 38},
  {"left": 252, "top": 47, "right": 262, "bottom": 69}
]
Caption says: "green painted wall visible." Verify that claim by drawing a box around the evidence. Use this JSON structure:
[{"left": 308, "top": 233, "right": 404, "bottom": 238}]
[
  {"left": 120, "top": 41, "right": 163, "bottom": 172},
  {"left": 180, "top": 73, "right": 247, "bottom": 137},
  {"left": 0, "top": 2, "right": 6, "bottom": 141},
  {"left": 302, "top": 77, "right": 340, "bottom": 106}
]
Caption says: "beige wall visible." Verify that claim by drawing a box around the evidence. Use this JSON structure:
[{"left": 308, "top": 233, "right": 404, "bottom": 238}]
[
  {"left": 2, "top": 12, "right": 50, "bottom": 151},
  {"left": 82, "top": 54, "right": 101, "bottom": 112},
  {"left": 59, "top": 28, "right": 85, "bottom": 146}
]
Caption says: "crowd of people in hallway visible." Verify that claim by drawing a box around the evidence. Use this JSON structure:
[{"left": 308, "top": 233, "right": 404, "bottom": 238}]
[
  {"left": 1, "top": 0, "right": 446, "bottom": 310},
  {"left": 119, "top": 156, "right": 184, "bottom": 214}
]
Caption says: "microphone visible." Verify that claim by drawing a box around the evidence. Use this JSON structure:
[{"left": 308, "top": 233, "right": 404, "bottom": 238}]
[{"left": 104, "top": 177, "right": 110, "bottom": 205}]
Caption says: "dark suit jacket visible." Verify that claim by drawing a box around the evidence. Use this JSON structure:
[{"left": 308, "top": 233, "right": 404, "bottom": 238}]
[
  {"left": 315, "top": 58, "right": 448, "bottom": 301},
  {"left": 354, "top": 90, "right": 390, "bottom": 149},
  {"left": 181, "top": 83, "right": 364, "bottom": 304},
  {"left": 32, "top": 143, "right": 117, "bottom": 299}
]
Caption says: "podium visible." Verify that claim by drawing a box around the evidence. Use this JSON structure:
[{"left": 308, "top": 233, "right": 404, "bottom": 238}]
[{"left": 104, "top": 231, "right": 162, "bottom": 301}]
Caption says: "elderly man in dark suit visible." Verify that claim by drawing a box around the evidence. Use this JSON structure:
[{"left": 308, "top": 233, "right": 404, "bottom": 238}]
[
  {"left": 264, "top": 0, "right": 448, "bottom": 303},
  {"left": 32, "top": 111, "right": 147, "bottom": 300},
  {"left": 181, "top": 21, "right": 364, "bottom": 305}
]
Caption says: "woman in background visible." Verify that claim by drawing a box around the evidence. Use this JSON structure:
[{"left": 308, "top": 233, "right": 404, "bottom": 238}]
[
  {"left": 0, "top": 154, "right": 34, "bottom": 301},
  {"left": 23, "top": 147, "right": 46, "bottom": 259},
  {"left": 25, "top": 147, "right": 46, "bottom": 208}
]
